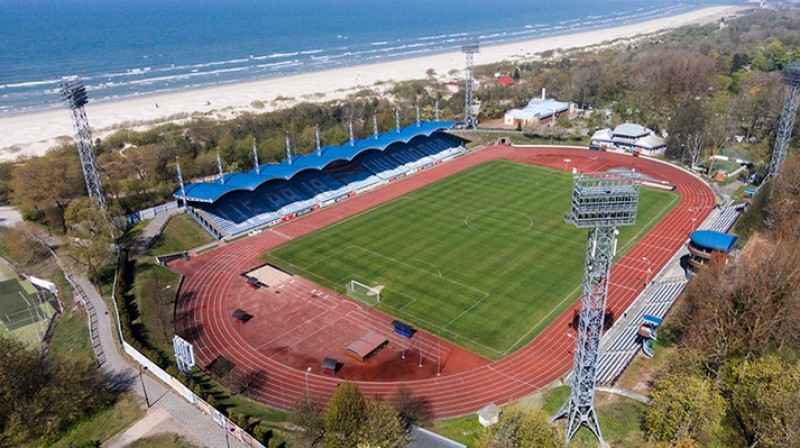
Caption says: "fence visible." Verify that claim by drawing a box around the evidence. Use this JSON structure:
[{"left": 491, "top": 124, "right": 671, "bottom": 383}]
[
  {"left": 125, "top": 201, "right": 180, "bottom": 226},
  {"left": 107, "top": 252, "right": 267, "bottom": 448}
]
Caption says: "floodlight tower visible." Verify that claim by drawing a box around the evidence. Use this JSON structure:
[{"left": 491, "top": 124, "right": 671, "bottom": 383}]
[
  {"left": 554, "top": 173, "right": 639, "bottom": 446},
  {"left": 766, "top": 62, "right": 800, "bottom": 182},
  {"left": 60, "top": 78, "right": 105, "bottom": 208},
  {"left": 462, "top": 39, "right": 479, "bottom": 127}
]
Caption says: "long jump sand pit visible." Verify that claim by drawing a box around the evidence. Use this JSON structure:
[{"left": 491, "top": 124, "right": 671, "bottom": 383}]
[{"left": 244, "top": 263, "right": 293, "bottom": 288}]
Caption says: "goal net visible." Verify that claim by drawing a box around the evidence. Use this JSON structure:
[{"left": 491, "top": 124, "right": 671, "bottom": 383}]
[{"left": 345, "top": 280, "right": 383, "bottom": 307}]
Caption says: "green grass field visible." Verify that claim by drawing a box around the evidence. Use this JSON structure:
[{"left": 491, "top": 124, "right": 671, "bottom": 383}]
[{"left": 264, "top": 160, "right": 678, "bottom": 359}]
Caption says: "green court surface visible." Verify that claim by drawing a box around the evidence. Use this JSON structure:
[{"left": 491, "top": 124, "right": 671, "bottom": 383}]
[
  {"left": 0, "top": 259, "right": 57, "bottom": 347},
  {"left": 265, "top": 160, "right": 678, "bottom": 359}
]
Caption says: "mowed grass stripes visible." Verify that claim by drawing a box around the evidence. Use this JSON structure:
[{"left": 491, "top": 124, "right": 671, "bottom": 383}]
[{"left": 264, "top": 160, "right": 678, "bottom": 359}]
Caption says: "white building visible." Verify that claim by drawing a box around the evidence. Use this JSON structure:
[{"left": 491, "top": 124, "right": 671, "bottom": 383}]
[
  {"left": 591, "top": 123, "right": 667, "bottom": 155},
  {"left": 504, "top": 88, "right": 574, "bottom": 128}
]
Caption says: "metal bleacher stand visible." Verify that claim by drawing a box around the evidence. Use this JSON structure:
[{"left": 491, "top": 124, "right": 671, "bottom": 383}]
[{"left": 595, "top": 203, "right": 744, "bottom": 386}]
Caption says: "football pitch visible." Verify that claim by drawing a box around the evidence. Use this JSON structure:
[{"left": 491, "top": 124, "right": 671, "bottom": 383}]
[{"left": 265, "top": 160, "right": 679, "bottom": 359}]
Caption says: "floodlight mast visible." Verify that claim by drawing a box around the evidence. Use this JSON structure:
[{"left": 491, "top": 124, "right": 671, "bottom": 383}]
[
  {"left": 462, "top": 39, "right": 480, "bottom": 128},
  {"left": 766, "top": 62, "right": 800, "bottom": 183},
  {"left": 554, "top": 174, "right": 639, "bottom": 447},
  {"left": 60, "top": 78, "right": 105, "bottom": 208}
]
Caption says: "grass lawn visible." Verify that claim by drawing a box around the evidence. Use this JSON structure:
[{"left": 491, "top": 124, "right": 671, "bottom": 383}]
[
  {"left": 48, "top": 302, "right": 93, "bottom": 363},
  {"left": 146, "top": 213, "right": 215, "bottom": 256},
  {"left": 431, "top": 385, "right": 648, "bottom": 448},
  {"left": 48, "top": 394, "right": 143, "bottom": 448},
  {"left": 265, "top": 160, "right": 678, "bottom": 359},
  {"left": 132, "top": 259, "right": 183, "bottom": 355}
]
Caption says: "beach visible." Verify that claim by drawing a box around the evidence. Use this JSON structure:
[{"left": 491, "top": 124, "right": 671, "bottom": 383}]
[{"left": 0, "top": 5, "right": 744, "bottom": 162}]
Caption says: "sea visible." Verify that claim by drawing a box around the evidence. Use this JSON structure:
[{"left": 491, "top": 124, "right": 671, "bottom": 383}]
[{"left": 0, "top": 0, "right": 742, "bottom": 116}]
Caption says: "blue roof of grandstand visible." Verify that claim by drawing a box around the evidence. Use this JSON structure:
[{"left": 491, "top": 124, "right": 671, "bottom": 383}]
[
  {"left": 176, "top": 121, "right": 455, "bottom": 203},
  {"left": 690, "top": 230, "right": 738, "bottom": 253}
]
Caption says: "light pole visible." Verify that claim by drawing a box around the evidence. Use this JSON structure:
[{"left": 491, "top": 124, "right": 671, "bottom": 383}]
[
  {"left": 305, "top": 367, "right": 312, "bottom": 408},
  {"left": 138, "top": 366, "right": 150, "bottom": 408},
  {"left": 642, "top": 256, "right": 653, "bottom": 286}
]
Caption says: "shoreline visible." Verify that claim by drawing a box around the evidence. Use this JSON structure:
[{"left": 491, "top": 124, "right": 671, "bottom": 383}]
[{"left": 0, "top": 5, "right": 746, "bottom": 162}]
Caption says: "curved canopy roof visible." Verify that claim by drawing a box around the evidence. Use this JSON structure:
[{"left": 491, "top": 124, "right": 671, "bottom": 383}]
[
  {"left": 690, "top": 230, "right": 738, "bottom": 253},
  {"left": 176, "top": 121, "right": 455, "bottom": 203}
]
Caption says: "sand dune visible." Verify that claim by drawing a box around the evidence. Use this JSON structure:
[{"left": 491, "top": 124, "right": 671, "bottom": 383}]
[{"left": 0, "top": 6, "right": 745, "bottom": 162}]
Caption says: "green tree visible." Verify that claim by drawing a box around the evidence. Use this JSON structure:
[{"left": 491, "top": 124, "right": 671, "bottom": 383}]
[
  {"left": 64, "top": 197, "right": 120, "bottom": 283},
  {"left": 324, "top": 383, "right": 366, "bottom": 448},
  {"left": 723, "top": 354, "right": 800, "bottom": 448},
  {"left": 358, "top": 400, "right": 407, "bottom": 448},
  {"left": 486, "top": 406, "right": 558, "bottom": 448},
  {"left": 644, "top": 370, "right": 726, "bottom": 444},
  {"left": 0, "top": 337, "right": 115, "bottom": 446},
  {"left": 11, "top": 149, "right": 86, "bottom": 232}
]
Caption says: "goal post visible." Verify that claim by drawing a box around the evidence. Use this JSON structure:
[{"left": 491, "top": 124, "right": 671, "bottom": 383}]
[{"left": 345, "top": 280, "right": 383, "bottom": 306}]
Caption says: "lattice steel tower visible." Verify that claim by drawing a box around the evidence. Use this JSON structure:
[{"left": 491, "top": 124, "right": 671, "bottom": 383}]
[
  {"left": 766, "top": 62, "right": 800, "bottom": 182},
  {"left": 462, "top": 39, "right": 479, "bottom": 128},
  {"left": 554, "top": 174, "right": 639, "bottom": 446},
  {"left": 60, "top": 78, "right": 105, "bottom": 208}
]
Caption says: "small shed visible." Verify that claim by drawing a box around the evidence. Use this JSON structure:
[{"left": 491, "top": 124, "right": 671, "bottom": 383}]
[
  {"left": 232, "top": 309, "right": 253, "bottom": 324},
  {"left": 321, "top": 357, "right": 339, "bottom": 375},
  {"left": 477, "top": 403, "right": 501, "bottom": 427},
  {"left": 344, "top": 331, "right": 388, "bottom": 362}
]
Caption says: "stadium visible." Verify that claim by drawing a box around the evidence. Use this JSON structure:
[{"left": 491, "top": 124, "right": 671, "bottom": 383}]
[{"left": 171, "top": 121, "right": 715, "bottom": 418}]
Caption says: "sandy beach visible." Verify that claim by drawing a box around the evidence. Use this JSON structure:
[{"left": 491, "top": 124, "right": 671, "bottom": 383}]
[{"left": 0, "top": 5, "right": 744, "bottom": 162}]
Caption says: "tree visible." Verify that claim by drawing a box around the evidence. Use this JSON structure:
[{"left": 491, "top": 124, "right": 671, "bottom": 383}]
[
  {"left": 0, "top": 337, "right": 116, "bottom": 446},
  {"left": 485, "top": 405, "right": 558, "bottom": 448},
  {"left": 391, "top": 385, "right": 432, "bottom": 429},
  {"left": 358, "top": 400, "right": 407, "bottom": 448},
  {"left": 141, "top": 267, "right": 174, "bottom": 344},
  {"left": 291, "top": 390, "right": 326, "bottom": 447},
  {"left": 723, "top": 354, "right": 800, "bottom": 448},
  {"left": 11, "top": 150, "right": 86, "bottom": 232},
  {"left": 0, "top": 222, "right": 50, "bottom": 268},
  {"left": 644, "top": 369, "right": 726, "bottom": 444},
  {"left": 324, "top": 383, "right": 366, "bottom": 448},
  {"left": 64, "top": 197, "right": 119, "bottom": 283}
]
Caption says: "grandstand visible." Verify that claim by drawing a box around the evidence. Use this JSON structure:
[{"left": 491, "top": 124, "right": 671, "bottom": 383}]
[
  {"left": 596, "top": 281, "right": 686, "bottom": 385},
  {"left": 176, "top": 122, "right": 466, "bottom": 238}
]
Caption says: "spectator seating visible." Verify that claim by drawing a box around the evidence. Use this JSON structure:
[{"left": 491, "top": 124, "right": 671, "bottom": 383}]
[
  {"left": 594, "top": 281, "right": 686, "bottom": 385},
  {"left": 323, "top": 160, "right": 383, "bottom": 192},
  {"left": 359, "top": 151, "right": 409, "bottom": 180},
  {"left": 184, "top": 131, "right": 466, "bottom": 238},
  {"left": 291, "top": 170, "right": 351, "bottom": 203}
]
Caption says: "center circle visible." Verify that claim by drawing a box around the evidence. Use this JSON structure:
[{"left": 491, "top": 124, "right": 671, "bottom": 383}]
[{"left": 465, "top": 209, "right": 534, "bottom": 234}]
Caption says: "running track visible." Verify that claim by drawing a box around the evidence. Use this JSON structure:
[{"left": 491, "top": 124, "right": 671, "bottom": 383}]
[{"left": 172, "top": 145, "right": 714, "bottom": 418}]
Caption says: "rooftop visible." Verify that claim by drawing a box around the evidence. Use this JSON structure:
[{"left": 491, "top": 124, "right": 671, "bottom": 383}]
[
  {"left": 177, "top": 121, "right": 455, "bottom": 203},
  {"left": 506, "top": 97, "right": 571, "bottom": 120},
  {"left": 690, "top": 230, "right": 738, "bottom": 253}
]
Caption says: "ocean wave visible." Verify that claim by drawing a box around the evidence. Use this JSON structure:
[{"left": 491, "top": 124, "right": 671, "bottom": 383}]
[
  {"left": 0, "top": 78, "right": 63, "bottom": 90},
  {"left": 416, "top": 32, "right": 468, "bottom": 42}
]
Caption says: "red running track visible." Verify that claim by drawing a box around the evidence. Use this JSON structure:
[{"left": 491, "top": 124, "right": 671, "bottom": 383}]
[{"left": 172, "top": 145, "right": 714, "bottom": 418}]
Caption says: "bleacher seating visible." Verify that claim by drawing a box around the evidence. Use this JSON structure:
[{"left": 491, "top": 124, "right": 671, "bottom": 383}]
[
  {"left": 359, "top": 151, "right": 409, "bottom": 180},
  {"left": 386, "top": 145, "right": 435, "bottom": 169},
  {"left": 595, "top": 281, "right": 686, "bottom": 385},
  {"left": 708, "top": 204, "right": 745, "bottom": 233},
  {"left": 323, "top": 160, "right": 383, "bottom": 192},
  {"left": 291, "top": 170, "right": 351, "bottom": 202},
  {"left": 185, "top": 132, "right": 465, "bottom": 238}
]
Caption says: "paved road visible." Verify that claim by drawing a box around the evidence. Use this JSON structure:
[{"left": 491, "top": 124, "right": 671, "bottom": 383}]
[
  {"left": 69, "top": 273, "right": 246, "bottom": 448},
  {"left": 42, "top": 208, "right": 248, "bottom": 448}
]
